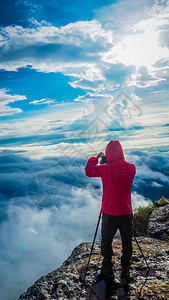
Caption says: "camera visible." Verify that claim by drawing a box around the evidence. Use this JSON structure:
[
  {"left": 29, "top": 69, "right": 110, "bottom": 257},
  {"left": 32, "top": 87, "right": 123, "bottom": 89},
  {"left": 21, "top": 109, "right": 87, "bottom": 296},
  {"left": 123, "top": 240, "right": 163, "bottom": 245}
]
[{"left": 100, "top": 156, "right": 108, "bottom": 165}]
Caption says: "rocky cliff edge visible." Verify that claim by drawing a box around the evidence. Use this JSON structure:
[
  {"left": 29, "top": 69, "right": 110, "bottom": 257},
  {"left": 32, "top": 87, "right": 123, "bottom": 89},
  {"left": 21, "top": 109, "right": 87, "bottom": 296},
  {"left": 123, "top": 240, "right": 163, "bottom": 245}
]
[
  {"left": 19, "top": 205, "right": 169, "bottom": 300},
  {"left": 19, "top": 237, "right": 169, "bottom": 300}
]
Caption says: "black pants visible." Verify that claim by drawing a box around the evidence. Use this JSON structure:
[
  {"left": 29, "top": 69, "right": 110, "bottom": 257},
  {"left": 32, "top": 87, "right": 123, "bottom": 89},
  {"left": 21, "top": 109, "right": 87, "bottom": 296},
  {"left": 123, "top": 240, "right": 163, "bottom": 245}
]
[{"left": 101, "top": 213, "right": 133, "bottom": 273}]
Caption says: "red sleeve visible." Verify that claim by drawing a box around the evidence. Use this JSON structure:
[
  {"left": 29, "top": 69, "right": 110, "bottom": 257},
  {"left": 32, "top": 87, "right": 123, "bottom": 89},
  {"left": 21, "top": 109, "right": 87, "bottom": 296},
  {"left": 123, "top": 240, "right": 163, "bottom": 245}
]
[{"left": 85, "top": 157, "right": 103, "bottom": 177}]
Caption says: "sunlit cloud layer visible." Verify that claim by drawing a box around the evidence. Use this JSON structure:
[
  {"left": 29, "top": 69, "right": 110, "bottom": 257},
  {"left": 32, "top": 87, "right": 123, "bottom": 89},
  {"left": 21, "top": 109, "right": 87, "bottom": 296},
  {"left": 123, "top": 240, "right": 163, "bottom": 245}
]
[{"left": 0, "top": 1, "right": 169, "bottom": 91}]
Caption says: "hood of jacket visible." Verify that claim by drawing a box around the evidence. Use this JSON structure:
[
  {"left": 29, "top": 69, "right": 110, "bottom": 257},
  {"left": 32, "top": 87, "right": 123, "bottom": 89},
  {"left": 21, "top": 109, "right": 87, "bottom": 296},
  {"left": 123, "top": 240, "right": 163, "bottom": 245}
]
[{"left": 105, "top": 140, "right": 124, "bottom": 163}]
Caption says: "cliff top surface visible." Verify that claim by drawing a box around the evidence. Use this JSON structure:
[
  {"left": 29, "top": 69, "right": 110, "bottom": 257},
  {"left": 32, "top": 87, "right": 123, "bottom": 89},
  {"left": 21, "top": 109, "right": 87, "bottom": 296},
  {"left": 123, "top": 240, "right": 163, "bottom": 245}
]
[
  {"left": 19, "top": 204, "right": 169, "bottom": 300},
  {"left": 19, "top": 237, "right": 169, "bottom": 300}
]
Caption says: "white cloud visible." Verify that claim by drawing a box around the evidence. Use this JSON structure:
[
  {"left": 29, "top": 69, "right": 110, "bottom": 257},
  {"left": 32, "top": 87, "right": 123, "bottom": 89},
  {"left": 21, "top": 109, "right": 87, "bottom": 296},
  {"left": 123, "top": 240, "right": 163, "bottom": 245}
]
[
  {"left": 0, "top": 88, "right": 26, "bottom": 116},
  {"left": 0, "top": 101, "right": 91, "bottom": 139},
  {"left": 0, "top": 20, "right": 112, "bottom": 69},
  {"left": 0, "top": 1, "right": 169, "bottom": 92},
  {"left": 121, "top": 31, "right": 168, "bottom": 68},
  {"left": 137, "top": 164, "right": 169, "bottom": 185},
  {"left": 125, "top": 66, "right": 166, "bottom": 88},
  {"left": 0, "top": 86, "right": 168, "bottom": 159},
  {"left": 30, "top": 98, "right": 56, "bottom": 105},
  {"left": 131, "top": 192, "right": 152, "bottom": 210},
  {"left": 74, "top": 92, "right": 112, "bottom": 103},
  {"left": 95, "top": 0, "right": 166, "bottom": 41},
  {"left": 115, "top": 1, "right": 169, "bottom": 69},
  {"left": 98, "top": 0, "right": 169, "bottom": 87}
]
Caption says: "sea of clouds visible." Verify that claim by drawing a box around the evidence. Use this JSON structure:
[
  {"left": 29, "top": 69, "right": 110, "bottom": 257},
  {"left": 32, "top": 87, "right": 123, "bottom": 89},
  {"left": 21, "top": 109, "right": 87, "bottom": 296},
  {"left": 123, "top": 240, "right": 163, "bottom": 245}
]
[{"left": 0, "top": 149, "right": 169, "bottom": 300}]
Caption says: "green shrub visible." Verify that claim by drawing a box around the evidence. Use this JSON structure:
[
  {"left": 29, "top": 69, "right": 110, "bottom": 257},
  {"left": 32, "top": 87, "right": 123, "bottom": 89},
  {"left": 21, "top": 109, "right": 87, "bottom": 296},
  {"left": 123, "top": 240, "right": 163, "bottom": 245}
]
[{"left": 133, "top": 204, "right": 156, "bottom": 237}]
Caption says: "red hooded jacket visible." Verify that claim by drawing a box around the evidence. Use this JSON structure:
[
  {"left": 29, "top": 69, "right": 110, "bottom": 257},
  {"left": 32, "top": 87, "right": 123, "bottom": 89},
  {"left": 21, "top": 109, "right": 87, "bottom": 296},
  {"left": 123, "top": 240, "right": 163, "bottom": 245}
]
[{"left": 85, "top": 140, "right": 136, "bottom": 216}]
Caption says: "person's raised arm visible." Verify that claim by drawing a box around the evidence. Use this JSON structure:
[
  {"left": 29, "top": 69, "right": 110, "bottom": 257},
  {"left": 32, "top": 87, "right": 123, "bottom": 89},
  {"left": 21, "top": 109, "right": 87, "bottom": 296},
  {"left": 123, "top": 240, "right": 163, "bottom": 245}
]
[{"left": 85, "top": 152, "right": 105, "bottom": 177}]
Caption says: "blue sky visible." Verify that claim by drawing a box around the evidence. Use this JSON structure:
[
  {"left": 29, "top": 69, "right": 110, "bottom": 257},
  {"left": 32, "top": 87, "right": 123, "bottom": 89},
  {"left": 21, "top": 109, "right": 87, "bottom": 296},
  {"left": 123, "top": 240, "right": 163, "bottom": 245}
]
[
  {"left": 0, "top": 0, "right": 169, "bottom": 158},
  {"left": 1, "top": 1, "right": 169, "bottom": 299}
]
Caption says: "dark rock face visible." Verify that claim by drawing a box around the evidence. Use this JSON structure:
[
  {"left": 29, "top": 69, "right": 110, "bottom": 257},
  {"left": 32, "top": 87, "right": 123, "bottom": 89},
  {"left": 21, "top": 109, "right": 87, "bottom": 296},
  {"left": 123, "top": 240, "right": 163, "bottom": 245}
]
[
  {"left": 148, "top": 204, "right": 169, "bottom": 240},
  {"left": 19, "top": 238, "right": 169, "bottom": 300}
]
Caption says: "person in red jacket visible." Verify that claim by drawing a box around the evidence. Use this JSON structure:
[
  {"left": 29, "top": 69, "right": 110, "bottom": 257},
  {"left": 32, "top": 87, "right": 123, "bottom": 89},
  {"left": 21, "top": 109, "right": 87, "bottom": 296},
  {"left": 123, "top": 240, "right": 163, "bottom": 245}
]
[{"left": 85, "top": 140, "right": 136, "bottom": 289}]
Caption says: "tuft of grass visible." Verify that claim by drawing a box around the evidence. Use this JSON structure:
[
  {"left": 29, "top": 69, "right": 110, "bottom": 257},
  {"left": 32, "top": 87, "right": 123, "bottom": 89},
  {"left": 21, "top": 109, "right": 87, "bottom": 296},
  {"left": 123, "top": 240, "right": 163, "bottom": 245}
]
[{"left": 133, "top": 204, "right": 156, "bottom": 237}]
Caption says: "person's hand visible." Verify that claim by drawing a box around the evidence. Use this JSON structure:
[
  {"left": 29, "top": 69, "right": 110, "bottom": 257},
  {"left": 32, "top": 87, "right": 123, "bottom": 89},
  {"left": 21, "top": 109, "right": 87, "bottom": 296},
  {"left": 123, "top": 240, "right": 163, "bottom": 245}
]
[{"left": 97, "top": 152, "right": 105, "bottom": 159}]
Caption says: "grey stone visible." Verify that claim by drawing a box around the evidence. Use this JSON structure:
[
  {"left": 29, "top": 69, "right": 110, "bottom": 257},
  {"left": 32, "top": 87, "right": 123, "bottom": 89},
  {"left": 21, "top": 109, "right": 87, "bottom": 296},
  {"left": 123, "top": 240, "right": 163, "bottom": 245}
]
[{"left": 148, "top": 204, "right": 169, "bottom": 240}]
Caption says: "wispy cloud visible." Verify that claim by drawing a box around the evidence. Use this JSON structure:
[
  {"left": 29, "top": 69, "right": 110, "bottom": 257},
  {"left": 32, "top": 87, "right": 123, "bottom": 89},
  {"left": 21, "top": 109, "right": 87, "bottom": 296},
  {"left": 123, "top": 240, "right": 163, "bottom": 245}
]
[
  {"left": 0, "top": 88, "right": 26, "bottom": 116},
  {"left": 0, "top": 87, "right": 169, "bottom": 157},
  {"left": 30, "top": 98, "right": 56, "bottom": 105}
]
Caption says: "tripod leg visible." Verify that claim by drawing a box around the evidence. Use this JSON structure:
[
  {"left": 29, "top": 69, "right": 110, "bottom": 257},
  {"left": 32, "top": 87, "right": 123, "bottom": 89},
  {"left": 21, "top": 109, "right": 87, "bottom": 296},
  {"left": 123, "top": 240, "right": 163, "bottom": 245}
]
[
  {"left": 84, "top": 211, "right": 102, "bottom": 282},
  {"left": 79, "top": 211, "right": 102, "bottom": 299}
]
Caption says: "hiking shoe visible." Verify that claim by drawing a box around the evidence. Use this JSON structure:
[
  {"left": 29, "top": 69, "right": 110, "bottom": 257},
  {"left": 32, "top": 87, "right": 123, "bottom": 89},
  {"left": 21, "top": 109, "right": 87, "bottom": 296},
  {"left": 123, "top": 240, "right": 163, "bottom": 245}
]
[
  {"left": 105, "top": 278, "right": 121, "bottom": 299},
  {"left": 95, "top": 271, "right": 115, "bottom": 284},
  {"left": 95, "top": 270, "right": 105, "bottom": 283},
  {"left": 95, "top": 271, "right": 120, "bottom": 287},
  {"left": 105, "top": 275, "right": 121, "bottom": 289},
  {"left": 121, "top": 267, "right": 130, "bottom": 278},
  {"left": 96, "top": 262, "right": 114, "bottom": 283},
  {"left": 121, "top": 267, "right": 134, "bottom": 286},
  {"left": 105, "top": 286, "right": 116, "bottom": 299}
]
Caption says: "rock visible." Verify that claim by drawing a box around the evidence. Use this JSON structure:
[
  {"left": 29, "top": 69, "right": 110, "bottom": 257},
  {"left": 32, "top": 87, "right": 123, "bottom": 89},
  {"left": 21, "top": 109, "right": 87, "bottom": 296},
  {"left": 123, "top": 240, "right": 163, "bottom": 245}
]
[
  {"left": 148, "top": 204, "right": 169, "bottom": 240},
  {"left": 19, "top": 238, "right": 169, "bottom": 300}
]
